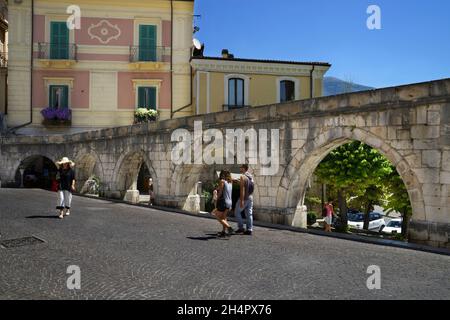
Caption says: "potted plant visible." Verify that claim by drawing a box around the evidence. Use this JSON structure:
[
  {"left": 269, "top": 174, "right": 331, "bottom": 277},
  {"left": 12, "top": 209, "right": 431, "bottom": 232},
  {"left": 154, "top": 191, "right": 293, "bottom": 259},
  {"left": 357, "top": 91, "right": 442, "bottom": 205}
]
[
  {"left": 41, "top": 107, "right": 72, "bottom": 126},
  {"left": 134, "top": 108, "right": 159, "bottom": 124}
]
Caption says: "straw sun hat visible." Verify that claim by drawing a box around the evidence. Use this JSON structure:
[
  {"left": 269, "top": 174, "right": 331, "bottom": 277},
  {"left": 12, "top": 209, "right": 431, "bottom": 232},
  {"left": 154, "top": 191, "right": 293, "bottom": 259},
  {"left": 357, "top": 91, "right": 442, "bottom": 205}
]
[{"left": 56, "top": 157, "right": 75, "bottom": 168}]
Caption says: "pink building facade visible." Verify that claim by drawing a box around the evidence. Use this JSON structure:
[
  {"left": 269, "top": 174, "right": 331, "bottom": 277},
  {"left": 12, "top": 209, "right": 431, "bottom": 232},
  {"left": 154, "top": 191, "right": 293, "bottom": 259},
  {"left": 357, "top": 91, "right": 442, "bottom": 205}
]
[{"left": 7, "top": 0, "right": 195, "bottom": 129}]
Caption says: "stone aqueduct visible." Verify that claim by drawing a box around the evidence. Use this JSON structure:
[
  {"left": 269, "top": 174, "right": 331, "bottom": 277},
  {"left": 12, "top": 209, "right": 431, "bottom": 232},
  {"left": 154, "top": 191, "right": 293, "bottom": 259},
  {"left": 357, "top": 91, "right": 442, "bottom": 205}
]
[{"left": 1, "top": 79, "right": 449, "bottom": 248}]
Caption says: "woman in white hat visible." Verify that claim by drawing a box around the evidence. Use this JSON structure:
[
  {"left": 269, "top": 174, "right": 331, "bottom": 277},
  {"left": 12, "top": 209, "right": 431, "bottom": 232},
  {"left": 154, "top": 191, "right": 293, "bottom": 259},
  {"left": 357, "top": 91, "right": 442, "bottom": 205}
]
[{"left": 55, "top": 157, "right": 76, "bottom": 219}]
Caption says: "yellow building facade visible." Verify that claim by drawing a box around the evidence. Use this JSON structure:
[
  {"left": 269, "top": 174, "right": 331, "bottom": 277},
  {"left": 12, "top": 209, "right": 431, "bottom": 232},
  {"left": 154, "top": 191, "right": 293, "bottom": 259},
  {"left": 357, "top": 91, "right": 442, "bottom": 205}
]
[{"left": 190, "top": 54, "right": 330, "bottom": 115}]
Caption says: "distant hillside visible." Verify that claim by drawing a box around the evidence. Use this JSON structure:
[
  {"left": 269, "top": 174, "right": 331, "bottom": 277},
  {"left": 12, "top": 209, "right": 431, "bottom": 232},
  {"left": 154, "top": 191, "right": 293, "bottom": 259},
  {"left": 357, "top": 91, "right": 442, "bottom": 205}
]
[{"left": 323, "top": 77, "right": 375, "bottom": 96}]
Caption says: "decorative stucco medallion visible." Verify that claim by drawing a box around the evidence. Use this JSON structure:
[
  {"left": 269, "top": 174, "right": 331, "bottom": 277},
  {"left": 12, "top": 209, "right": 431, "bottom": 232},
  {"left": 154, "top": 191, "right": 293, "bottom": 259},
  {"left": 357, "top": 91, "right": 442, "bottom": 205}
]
[{"left": 88, "top": 20, "right": 121, "bottom": 44}]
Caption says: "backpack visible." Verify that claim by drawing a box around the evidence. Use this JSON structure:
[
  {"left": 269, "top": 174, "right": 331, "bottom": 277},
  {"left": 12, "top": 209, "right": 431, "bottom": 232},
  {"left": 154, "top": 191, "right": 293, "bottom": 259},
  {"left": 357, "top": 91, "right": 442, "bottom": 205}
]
[{"left": 245, "top": 173, "right": 254, "bottom": 195}]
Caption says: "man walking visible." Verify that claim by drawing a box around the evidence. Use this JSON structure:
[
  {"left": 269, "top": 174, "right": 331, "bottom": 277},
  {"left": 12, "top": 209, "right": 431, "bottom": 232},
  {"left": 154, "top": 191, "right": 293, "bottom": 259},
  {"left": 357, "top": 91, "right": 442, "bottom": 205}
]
[{"left": 234, "top": 164, "right": 254, "bottom": 235}]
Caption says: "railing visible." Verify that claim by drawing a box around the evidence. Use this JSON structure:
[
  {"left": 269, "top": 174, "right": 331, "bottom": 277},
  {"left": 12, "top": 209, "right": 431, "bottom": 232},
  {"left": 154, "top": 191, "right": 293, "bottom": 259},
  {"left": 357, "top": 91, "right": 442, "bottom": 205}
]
[
  {"left": 0, "top": 51, "right": 6, "bottom": 67},
  {"left": 38, "top": 43, "right": 77, "bottom": 60},
  {"left": 129, "top": 46, "right": 168, "bottom": 63}
]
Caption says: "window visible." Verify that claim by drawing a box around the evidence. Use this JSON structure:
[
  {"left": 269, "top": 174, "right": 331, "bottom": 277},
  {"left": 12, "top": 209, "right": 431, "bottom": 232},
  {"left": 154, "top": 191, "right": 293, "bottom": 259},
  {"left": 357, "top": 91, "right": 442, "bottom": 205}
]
[
  {"left": 50, "top": 22, "right": 69, "bottom": 59},
  {"left": 280, "top": 80, "right": 295, "bottom": 102},
  {"left": 49, "top": 85, "right": 69, "bottom": 109},
  {"left": 228, "top": 78, "right": 244, "bottom": 108},
  {"left": 139, "top": 25, "right": 157, "bottom": 62},
  {"left": 138, "top": 87, "right": 157, "bottom": 109}
]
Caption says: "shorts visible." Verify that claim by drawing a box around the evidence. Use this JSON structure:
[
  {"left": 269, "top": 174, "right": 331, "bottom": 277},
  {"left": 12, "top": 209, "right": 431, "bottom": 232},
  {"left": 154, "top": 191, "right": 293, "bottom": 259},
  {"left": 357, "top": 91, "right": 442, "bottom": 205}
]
[{"left": 217, "top": 198, "right": 231, "bottom": 212}]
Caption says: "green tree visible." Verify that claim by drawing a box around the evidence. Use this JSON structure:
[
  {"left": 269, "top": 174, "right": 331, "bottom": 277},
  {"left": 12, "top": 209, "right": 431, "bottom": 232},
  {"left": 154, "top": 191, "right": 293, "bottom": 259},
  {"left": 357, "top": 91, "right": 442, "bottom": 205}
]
[
  {"left": 315, "top": 141, "right": 393, "bottom": 230},
  {"left": 384, "top": 168, "right": 412, "bottom": 237}
]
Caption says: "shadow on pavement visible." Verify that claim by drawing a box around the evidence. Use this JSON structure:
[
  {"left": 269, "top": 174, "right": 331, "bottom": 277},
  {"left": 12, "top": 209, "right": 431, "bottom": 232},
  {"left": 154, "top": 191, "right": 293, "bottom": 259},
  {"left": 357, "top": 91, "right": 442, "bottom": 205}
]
[
  {"left": 26, "top": 215, "right": 60, "bottom": 219},
  {"left": 186, "top": 233, "right": 230, "bottom": 241}
]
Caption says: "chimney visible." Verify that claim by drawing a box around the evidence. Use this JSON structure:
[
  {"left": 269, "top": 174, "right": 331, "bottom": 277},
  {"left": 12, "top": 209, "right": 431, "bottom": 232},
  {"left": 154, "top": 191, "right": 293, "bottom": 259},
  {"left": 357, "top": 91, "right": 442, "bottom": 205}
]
[{"left": 221, "top": 49, "right": 229, "bottom": 58}]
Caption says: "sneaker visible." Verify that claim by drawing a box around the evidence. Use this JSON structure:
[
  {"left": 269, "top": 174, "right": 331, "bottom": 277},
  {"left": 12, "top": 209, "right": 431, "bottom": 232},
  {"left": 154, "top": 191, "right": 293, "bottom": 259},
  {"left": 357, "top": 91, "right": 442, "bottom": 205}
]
[
  {"left": 58, "top": 214, "right": 64, "bottom": 219},
  {"left": 244, "top": 230, "right": 253, "bottom": 236},
  {"left": 235, "top": 228, "right": 245, "bottom": 234},
  {"left": 65, "top": 211, "right": 70, "bottom": 216}
]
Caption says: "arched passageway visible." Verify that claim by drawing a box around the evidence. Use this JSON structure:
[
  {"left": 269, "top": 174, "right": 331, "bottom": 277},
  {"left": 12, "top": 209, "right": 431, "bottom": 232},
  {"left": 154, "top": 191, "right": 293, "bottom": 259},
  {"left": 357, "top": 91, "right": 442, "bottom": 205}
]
[
  {"left": 278, "top": 128, "right": 423, "bottom": 229},
  {"left": 113, "top": 151, "right": 157, "bottom": 203},
  {"left": 14, "top": 155, "right": 58, "bottom": 190}
]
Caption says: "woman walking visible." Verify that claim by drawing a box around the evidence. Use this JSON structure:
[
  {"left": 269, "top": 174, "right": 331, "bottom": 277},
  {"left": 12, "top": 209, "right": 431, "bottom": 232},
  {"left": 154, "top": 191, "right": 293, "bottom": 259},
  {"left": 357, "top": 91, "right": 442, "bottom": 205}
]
[
  {"left": 212, "top": 170, "right": 234, "bottom": 237},
  {"left": 55, "top": 157, "right": 76, "bottom": 219},
  {"left": 323, "top": 200, "right": 334, "bottom": 232}
]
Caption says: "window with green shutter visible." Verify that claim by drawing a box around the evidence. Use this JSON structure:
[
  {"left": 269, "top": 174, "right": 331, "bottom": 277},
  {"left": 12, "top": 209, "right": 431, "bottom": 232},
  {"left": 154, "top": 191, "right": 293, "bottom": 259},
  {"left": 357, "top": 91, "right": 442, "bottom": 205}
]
[
  {"left": 49, "top": 85, "right": 69, "bottom": 109},
  {"left": 139, "top": 25, "right": 157, "bottom": 62},
  {"left": 50, "top": 22, "right": 69, "bottom": 59},
  {"left": 138, "top": 87, "right": 157, "bottom": 110}
]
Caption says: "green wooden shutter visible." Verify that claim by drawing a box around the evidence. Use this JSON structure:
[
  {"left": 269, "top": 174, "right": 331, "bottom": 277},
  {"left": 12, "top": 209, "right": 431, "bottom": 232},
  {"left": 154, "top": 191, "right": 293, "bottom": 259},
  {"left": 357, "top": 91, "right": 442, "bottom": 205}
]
[
  {"left": 50, "top": 22, "right": 69, "bottom": 59},
  {"left": 138, "top": 87, "right": 157, "bottom": 109},
  {"left": 49, "top": 85, "right": 56, "bottom": 108},
  {"left": 139, "top": 25, "right": 156, "bottom": 61},
  {"left": 138, "top": 87, "right": 146, "bottom": 108},
  {"left": 148, "top": 87, "right": 156, "bottom": 110},
  {"left": 61, "top": 86, "right": 69, "bottom": 108},
  {"left": 49, "top": 85, "right": 69, "bottom": 108}
]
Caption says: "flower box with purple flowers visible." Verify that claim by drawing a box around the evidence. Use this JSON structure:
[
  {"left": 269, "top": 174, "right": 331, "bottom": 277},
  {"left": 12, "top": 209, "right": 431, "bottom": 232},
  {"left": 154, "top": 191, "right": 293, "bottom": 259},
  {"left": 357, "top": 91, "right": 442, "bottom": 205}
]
[{"left": 41, "top": 107, "right": 72, "bottom": 126}]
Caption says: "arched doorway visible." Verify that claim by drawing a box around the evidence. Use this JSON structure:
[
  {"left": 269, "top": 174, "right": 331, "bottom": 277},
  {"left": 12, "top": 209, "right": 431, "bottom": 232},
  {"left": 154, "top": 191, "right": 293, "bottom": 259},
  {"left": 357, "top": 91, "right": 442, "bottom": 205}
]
[
  {"left": 75, "top": 153, "right": 104, "bottom": 195},
  {"left": 114, "top": 151, "right": 156, "bottom": 203},
  {"left": 303, "top": 141, "right": 412, "bottom": 235},
  {"left": 15, "top": 155, "right": 58, "bottom": 190},
  {"left": 279, "top": 128, "right": 423, "bottom": 231}
]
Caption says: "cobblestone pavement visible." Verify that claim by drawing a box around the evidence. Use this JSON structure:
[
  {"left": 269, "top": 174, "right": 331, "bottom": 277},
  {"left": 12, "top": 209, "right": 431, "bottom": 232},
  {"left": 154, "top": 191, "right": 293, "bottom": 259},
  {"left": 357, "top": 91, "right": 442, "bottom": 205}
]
[{"left": 0, "top": 189, "right": 449, "bottom": 300}]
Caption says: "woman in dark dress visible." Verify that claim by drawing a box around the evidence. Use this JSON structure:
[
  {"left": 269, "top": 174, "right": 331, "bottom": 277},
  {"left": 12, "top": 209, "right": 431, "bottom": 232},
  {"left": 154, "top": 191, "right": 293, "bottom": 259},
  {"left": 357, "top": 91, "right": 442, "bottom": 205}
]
[{"left": 55, "top": 157, "right": 76, "bottom": 219}]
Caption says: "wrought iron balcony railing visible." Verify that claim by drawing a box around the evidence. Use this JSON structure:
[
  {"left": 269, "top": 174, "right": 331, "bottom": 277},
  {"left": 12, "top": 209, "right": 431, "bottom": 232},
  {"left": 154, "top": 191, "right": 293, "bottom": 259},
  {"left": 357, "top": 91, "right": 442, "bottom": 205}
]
[
  {"left": 38, "top": 43, "right": 77, "bottom": 60},
  {"left": 0, "top": 51, "right": 6, "bottom": 67},
  {"left": 129, "top": 46, "right": 168, "bottom": 63}
]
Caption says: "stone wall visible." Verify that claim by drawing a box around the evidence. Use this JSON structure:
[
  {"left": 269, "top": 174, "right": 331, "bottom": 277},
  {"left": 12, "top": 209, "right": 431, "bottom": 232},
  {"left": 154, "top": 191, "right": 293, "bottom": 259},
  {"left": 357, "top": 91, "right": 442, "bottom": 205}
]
[{"left": 1, "top": 78, "right": 449, "bottom": 248}]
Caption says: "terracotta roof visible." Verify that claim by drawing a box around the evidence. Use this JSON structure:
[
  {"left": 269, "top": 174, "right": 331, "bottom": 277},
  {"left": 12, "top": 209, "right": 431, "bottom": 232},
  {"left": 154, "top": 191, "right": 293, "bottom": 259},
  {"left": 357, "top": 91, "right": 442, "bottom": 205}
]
[{"left": 191, "top": 56, "right": 331, "bottom": 67}]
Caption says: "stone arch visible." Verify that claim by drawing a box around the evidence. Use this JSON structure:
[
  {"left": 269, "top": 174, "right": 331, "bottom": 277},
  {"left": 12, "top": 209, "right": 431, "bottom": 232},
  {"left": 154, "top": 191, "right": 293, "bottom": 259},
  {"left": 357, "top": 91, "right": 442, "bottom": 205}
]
[
  {"left": 277, "top": 127, "right": 424, "bottom": 228},
  {"left": 13, "top": 153, "right": 59, "bottom": 189},
  {"left": 170, "top": 161, "right": 261, "bottom": 211},
  {"left": 73, "top": 151, "right": 105, "bottom": 194},
  {"left": 112, "top": 150, "right": 158, "bottom": 200}
]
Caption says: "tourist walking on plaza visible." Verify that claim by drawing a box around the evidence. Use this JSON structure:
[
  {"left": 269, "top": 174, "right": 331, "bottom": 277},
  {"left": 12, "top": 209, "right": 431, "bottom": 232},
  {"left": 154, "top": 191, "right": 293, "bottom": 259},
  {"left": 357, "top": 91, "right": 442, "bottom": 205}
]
[
  {"left": 212, "top": 170, "right": 234, "bottom": 237},
  {"left": 323, "top": 200, "right": 334, "bottom": 232},
  {"left": 55, "top": 157, "right": 76, "bottom": 219},
  {"left": 148, "top": 178, "right": 154, "bottom": 206},
  {"left": 234, "top": 164, "right": 254, "bottom": 235}
]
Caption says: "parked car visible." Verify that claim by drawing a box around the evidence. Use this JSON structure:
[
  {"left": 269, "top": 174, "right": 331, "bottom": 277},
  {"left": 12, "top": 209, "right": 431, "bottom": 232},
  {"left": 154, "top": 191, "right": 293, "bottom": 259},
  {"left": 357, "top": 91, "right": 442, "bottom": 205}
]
[
  {"left": 381, "top": 218, "right": 402, "bottom": 234},
  {"left": 347, "top": 211, "right": 386, "bottom": 231}
]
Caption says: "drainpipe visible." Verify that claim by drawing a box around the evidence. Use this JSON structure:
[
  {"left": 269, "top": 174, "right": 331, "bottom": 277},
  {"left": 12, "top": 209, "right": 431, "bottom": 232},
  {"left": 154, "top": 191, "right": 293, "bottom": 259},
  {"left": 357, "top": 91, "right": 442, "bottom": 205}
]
[
  {"left": 170, "top": 0, "right": 173, "bottom": 118},
  {"left": 8, "top": 0, "right": 34, "bottom": 134},
  {"left": 310, "top": 64, "right": 315, "bottom": 99}
]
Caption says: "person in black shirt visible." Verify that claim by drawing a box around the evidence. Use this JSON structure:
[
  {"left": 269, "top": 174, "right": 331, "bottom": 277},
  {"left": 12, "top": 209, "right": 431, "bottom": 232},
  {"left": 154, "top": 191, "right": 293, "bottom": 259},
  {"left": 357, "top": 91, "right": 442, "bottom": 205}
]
[{"left": 55, "top": 157, "right": 76, "bottom": 219}]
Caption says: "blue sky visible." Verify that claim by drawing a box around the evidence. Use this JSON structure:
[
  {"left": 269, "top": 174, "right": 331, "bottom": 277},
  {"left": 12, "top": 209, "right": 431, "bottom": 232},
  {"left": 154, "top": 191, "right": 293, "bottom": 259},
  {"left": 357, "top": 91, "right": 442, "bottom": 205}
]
[{"left": 193, "top": 0, "right": 450, "bottom": 88}]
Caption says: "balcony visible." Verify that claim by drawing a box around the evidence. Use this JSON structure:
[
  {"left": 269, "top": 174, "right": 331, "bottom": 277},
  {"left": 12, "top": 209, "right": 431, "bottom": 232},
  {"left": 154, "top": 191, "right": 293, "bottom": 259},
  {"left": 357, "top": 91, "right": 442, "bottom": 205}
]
[
  {"left": 129, "top": 46, "right": 169, "bottom": 71},
  {"left": 0, "top": 51, "right": 6, "bottom": 68},
  {"left": 37, "top": 43, "right": 77, "bottom": 68}
]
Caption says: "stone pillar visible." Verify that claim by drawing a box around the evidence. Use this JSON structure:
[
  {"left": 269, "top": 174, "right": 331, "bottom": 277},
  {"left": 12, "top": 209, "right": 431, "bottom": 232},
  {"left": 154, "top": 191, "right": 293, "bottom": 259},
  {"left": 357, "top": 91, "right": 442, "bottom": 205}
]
[
  {"left": 291, "top": 204, "right": 307, "bottom": 229},
  {"left": 183, "top": 194, "right": 201, "bottom": 213},
  {"left": 124, "top": 190, "right": 140, "bottom": 204}
]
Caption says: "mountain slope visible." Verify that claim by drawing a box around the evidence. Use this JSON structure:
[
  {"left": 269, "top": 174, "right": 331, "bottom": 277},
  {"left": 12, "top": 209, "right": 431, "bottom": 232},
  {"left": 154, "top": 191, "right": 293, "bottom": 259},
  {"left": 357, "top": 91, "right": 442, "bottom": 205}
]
[{"left": 323, "top": 77, "right": 375, "bottom": 96}]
